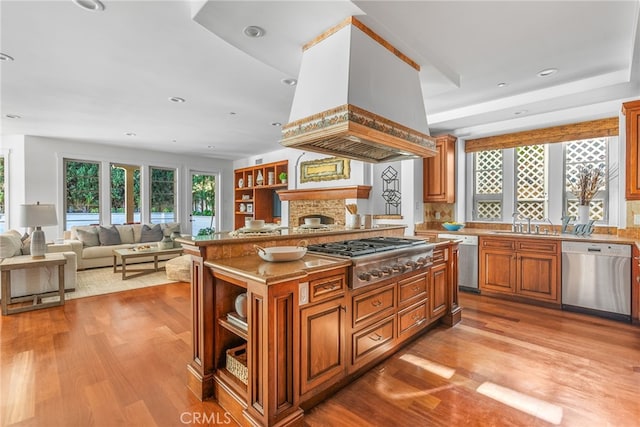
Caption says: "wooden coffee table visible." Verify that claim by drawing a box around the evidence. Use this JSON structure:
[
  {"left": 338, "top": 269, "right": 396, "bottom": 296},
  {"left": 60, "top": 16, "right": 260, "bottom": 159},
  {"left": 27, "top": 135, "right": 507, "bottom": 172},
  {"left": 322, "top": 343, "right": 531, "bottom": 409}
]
[{"left": 112, "top": 247, "right": 183, "bottom": 280}]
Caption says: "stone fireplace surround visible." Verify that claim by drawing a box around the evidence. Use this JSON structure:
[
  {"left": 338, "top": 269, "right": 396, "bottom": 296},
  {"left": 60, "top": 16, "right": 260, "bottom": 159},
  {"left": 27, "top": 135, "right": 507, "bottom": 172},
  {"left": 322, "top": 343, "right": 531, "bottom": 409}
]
[{"left": 277, "top": 185, "right": 372, "bottom": 228}]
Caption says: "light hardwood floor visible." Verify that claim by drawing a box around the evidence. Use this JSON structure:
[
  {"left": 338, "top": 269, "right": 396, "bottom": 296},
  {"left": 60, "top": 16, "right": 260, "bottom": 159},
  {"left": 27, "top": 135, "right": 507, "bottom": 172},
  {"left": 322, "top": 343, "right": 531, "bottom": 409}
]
[{"left": 1, "top": 284, "right": 638, "bottom": 426}]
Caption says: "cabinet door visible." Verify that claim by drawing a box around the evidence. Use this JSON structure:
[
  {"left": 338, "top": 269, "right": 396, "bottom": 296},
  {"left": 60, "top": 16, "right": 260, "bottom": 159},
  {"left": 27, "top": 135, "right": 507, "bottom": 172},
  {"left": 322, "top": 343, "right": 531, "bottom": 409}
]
[
  {"left": 430, "top": 262, "right": 447, "bottom": 319},
  {"left": 623, "top": 100, "right": 640, "bottom": 200},
  {"left": 516, "top": 253, "right": 559, "bottom": 303},
  {"left": 423, "top": 135, "right": 456, "bottom": 203},
  {"left": 300, "top": 297, "right": 346, "bottom": 395},
  {"left": 631, "top": 245, "right": 639, "bottom": 323},
  {"left": 479, "top": 249, "right": 516, "bottom": 294}
]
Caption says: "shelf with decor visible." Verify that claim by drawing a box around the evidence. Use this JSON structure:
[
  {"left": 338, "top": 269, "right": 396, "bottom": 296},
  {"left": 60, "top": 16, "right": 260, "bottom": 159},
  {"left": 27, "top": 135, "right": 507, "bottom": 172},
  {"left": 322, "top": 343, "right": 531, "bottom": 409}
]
[{"left": 234, "top": 160, "right": 288, "bottom": 229}]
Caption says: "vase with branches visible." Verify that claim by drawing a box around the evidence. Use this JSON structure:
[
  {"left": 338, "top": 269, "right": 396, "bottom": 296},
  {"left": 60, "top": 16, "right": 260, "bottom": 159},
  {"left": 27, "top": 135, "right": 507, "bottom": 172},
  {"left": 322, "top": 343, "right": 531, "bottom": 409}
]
[{"left": 569, "top": 164, "right": 606, "bottom": 206}]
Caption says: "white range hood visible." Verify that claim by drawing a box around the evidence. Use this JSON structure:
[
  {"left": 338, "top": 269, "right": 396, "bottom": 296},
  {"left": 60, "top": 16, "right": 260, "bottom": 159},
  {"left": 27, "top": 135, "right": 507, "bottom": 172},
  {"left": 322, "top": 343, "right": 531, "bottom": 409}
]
[{"left": 281, "top": 17, "right": 436, "bottom": 163}]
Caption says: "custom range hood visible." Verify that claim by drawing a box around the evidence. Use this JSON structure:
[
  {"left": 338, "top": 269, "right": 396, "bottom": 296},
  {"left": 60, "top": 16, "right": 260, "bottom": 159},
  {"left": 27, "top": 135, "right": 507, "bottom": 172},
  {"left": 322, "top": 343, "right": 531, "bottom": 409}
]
[{"left": 281, "top": 17, "right": 437, "bottom": 163}]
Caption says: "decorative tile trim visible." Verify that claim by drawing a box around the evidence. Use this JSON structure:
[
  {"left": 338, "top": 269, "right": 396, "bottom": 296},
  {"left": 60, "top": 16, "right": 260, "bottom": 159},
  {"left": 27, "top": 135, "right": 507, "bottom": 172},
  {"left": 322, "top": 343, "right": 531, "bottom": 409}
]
[
  {"left": 282, "top": 104, "right": 435, "bottom": 150},
  {"left": 300, "top": 157, "right": 350, "bottom": 183}
]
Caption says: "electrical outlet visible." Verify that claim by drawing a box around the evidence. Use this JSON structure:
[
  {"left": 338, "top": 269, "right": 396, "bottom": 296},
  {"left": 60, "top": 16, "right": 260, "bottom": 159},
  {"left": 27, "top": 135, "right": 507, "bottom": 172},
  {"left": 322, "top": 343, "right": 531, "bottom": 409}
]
[
  {"left": 435, "top": 212, "right": 441, "bottom": 220},
  {"left": 299, "top": 282, "right": 309, "bottom": 305},
  {"left": 634, "top": 214, "right": 640, "bottom": 225}
]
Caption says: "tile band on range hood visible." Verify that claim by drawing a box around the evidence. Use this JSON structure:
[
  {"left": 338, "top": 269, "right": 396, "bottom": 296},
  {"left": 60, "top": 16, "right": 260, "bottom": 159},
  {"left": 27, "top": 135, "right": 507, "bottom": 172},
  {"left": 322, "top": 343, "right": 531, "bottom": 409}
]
[{"left": 281, "top": 16, "right": 437, "bottom": 163}]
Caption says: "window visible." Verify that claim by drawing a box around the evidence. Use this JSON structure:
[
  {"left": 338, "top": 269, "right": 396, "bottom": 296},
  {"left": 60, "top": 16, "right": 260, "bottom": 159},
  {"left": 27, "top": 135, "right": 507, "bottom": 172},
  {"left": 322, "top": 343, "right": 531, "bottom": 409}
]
[
  {"left": 473, "top": 149, "right": 503, "bottom": 220},
  {"left": 111, "top": 164, "right": 141, "bottom": 224},
  {"left": 515, "top": 144, "right": 547, "bottom": 220},
  {"left": 0, "top": 155, "right": 5, "bottom": 233},
  {"left": 563, "top": 138, "right": 608, "bottom": 222},
  {"left": 151, "top": 167, "right": 176, "bottom": 223},
  {"left": 65, "top": 159, "right": 100, "bottom": 229}
]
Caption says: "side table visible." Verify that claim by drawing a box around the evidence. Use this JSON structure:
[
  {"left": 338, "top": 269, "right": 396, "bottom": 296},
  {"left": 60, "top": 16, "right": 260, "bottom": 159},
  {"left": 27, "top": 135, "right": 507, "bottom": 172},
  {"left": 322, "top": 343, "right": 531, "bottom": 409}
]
[{"left": 0, "top": 253, "right": 67, "bottom": 315}]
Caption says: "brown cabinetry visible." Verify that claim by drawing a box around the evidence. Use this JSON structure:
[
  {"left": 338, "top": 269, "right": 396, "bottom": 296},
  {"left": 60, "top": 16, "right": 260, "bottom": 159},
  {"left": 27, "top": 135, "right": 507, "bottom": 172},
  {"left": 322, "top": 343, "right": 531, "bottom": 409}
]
[
  {"left": 632, "top": 245, "right": 639, "bottom": 324},
  {"left": 430, "top": 261, "right": 448, "bottom": 319},
  {"left": 623, "top": 100, "right": 640, "bottom": 200},
  {"left": 423, "top": 134, "right": 456, "bottom": 203},
  {"left": 234, "top": 160, "right": 288, "bottom": 229},
  {"left": 479, "top": 236, "right": 560, "bottom": 305}
]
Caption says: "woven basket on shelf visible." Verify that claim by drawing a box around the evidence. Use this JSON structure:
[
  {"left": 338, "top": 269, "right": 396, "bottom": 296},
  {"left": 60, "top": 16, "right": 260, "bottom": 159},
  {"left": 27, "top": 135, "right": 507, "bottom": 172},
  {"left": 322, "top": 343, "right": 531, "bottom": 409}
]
[{"left": 225, "top": 344, "right": 248, "bottom": 385}]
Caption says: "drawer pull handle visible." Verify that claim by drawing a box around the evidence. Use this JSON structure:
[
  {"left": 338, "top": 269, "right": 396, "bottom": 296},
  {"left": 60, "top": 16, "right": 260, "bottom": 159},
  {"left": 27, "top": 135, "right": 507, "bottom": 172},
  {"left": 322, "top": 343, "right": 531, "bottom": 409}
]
[
  {"left": 322, "top": 284, "right": 338, "bottom": 290},
  {"left": 369, "top": 333, "right": 383, "bottom": 341},
  {"left": 371, "top": 300, "right": 382, "bottom": 307},
  {"left": 415, "top": 318, "right": 426, "bottom": 326},
  {"left": 412, "top": 286, "right": 420, "bottom": 292}
]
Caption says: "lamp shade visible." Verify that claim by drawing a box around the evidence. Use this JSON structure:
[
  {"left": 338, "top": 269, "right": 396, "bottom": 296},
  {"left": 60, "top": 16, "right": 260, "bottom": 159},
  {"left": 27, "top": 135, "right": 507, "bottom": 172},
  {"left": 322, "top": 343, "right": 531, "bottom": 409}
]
[{"left": 19, "top": 202, "right": 58, "bottom": 227}]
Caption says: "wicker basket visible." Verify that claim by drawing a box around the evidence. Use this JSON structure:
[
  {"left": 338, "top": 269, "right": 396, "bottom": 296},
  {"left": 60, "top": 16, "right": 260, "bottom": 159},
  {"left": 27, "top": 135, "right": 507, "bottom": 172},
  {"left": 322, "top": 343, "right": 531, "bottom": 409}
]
[{"left": 225, "top": 344, "right": 248, "bottom": 385}]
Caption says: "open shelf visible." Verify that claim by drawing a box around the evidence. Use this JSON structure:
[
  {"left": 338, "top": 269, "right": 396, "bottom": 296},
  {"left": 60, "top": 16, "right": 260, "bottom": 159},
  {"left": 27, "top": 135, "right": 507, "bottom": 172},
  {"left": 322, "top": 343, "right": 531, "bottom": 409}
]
[
  {"left": 234, "top": 160, "right": 288, "bottom": 229},
  {"left": 218, "top": 317, "right": 248, "bottom": 340}
]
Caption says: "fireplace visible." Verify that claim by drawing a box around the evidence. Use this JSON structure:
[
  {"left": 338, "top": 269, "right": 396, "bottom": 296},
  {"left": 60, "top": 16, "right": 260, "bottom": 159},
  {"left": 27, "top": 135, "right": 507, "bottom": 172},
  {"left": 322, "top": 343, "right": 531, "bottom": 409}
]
[{"left": 298, "top": 214, "right": 335, "bottom": 226}]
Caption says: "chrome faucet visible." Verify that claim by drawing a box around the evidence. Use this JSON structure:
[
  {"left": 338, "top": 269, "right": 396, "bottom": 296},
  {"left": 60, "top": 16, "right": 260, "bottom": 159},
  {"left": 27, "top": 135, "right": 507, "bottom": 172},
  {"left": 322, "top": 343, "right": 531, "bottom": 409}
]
[
  {"left": 542, "top": 217, "right": 556, "bottom": 235},
  {"left": 512, "top": 212, "right": 520, "bottom": 232}
]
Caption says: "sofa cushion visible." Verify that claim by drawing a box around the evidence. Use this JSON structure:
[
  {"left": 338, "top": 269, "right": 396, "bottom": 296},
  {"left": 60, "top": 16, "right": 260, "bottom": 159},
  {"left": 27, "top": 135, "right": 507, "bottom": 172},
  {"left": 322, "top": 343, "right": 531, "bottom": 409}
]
[
  {"left": 162, "top": 223, "right": 180, "bottom": 237},
  {"left": 0, "top": 230, "right": 23, "bottom": 258},
  {"left": 99, "top": 225, "right": 122, "bottom": 246},
  {"left": 140, "top": 224, "right": 162, "bottom": 242},
  {"left": 76, "top": 228, "right": 100, "bottom": 247},
  {"left": 116, "top": 225, "right": 135, "bottom": 244}
]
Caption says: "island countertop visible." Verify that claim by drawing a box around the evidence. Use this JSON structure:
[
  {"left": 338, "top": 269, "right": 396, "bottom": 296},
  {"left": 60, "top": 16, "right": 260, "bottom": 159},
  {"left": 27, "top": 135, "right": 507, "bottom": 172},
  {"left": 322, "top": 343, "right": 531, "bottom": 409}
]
[{"left": 204, "top": 253, "right": 352, "bottom": 285}]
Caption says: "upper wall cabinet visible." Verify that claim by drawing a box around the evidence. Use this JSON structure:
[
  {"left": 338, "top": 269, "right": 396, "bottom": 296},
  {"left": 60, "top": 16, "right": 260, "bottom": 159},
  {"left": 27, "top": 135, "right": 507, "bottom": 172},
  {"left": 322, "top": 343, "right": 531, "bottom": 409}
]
[
  {"left": 423, "top": 134, "right": 456, "bottom": 203},
  {"left": 623, "top": 100, "right": 640, "bottom": 200}
]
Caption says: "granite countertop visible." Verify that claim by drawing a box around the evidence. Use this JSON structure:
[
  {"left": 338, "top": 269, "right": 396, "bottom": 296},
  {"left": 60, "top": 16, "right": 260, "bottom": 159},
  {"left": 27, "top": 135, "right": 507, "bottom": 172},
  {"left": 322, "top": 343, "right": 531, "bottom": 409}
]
[
  {"left": 204, "top": 253, "right": 352, "bottom": 285},
  {"left": 417, "top": 227, "right": 638, "bottom": 246},
  {"left": 176, "top": 224, "right": 407, "bottom": 246}
]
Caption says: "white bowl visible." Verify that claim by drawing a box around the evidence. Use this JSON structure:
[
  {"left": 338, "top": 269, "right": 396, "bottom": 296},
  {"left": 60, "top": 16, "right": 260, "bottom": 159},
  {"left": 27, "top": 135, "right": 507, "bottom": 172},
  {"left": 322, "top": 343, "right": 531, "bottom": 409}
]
[
  {"left": 255, "top": 242, "right": 307, "bottom": 262},
  {"left": 304, "top": 217, "right": 321, "bottom": 226},
  {"left": 245, "top": 219, "right": 265, "bottom": 229}
]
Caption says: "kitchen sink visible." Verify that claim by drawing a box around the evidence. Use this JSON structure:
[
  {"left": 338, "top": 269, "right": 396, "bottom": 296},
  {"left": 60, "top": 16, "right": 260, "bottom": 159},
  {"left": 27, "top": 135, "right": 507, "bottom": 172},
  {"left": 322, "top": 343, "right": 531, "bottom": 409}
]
[{"left": 489, "top": 230, "right": 557, "bottom": 236}]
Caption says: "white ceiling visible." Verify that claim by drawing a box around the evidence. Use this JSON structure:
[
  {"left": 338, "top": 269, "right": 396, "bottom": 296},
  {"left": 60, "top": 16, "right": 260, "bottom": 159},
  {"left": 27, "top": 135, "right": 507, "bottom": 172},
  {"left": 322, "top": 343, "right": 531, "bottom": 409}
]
[{"left": 2, "top": 0, "right": 639, "bottom": 160}]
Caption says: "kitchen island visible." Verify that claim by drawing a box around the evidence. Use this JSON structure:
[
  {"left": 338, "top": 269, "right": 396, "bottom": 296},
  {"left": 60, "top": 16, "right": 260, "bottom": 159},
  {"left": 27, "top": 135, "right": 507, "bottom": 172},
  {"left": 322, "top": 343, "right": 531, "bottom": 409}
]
[{"left": 177, "top": 228, "right": 461, "bottom": 426}]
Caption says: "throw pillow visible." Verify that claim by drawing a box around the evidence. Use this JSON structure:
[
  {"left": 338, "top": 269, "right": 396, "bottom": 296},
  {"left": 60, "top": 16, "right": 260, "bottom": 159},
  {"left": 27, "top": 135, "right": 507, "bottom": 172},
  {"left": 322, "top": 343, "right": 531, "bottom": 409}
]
[
  {"left": 140, "top": 224, "right": 163, "bottom": 243},
  {"left": 116, "top": 225, "right": 135, "bottom": 244},
  {"left": 163, "top": 223, "right": 180, "bottom": 237},
  {"left": 99, "top": 225, "right": 122, "bottom": 246},
  {"left": 0, "top": 232, "right": 23, "bottom": 258},
  {"left": 21, "top": 235, "right": 31, "bottom": 255},
  {"left": 76, "top": 228, "right": 100, "bottom": 247}
]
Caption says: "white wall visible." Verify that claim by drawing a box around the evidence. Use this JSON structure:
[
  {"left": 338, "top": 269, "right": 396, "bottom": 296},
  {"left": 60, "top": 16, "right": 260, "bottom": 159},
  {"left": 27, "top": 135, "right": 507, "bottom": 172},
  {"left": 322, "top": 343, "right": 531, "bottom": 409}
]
[{"left": 4, "top": 135, "right": 234, "bottom": 238}]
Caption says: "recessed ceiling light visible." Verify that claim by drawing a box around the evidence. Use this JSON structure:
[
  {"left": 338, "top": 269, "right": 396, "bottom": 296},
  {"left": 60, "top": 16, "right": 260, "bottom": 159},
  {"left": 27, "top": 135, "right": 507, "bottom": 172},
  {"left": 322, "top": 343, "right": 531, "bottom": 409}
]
[
  {"left": 0, "top": 53, "right": 14, "bottom": 61},
  {"left": 125, "top": 132, "right": 136, "bottom": 137},
  {"left": 281, "top": 78, "right": 297, "bottom": 86},
  {"left": 229, "top": 112, "right": 237, "bottom": 115},
  {"left": 72, "top": 0, "right": 105, "bottom": 12},
  {"left": 537, "top": 68, "right": 558, "bottom": 77},
  {"left": 497, "top": 82, "right": 507, "bottom": 88},
  {"left": 5, "top": 114, "right": 21, "bottom": 119},
  {"left": 207, "top": 145, "right": 215, "bottom": 149},
  {"left": 271, "top": 122, "right": 282, "bottom": 127},
  {"left": 243, "top": 26, "right": 265, "bottom": 38},
  {"left": 168, "top": 96, "right": 186, "bottom": 103},
  {"left": 514, "top": 110, "right": 528, "bottom": 115}
]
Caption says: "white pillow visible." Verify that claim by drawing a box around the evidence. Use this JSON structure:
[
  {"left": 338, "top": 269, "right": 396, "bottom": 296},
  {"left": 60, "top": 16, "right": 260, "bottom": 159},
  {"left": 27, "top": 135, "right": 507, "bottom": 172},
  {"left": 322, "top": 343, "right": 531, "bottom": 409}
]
[
  {"left": 115, "top": 225, "right": 135, "bottom": 244},
  {"left": 0, "top": 232, "right": 23, "bottom": 258}
]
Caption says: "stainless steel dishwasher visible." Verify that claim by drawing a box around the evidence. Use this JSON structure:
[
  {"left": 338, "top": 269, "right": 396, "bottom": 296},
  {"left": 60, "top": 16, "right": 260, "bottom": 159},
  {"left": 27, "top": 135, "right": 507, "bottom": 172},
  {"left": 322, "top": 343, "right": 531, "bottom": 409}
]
[
  {"left": 561, "top": 241, "right": 631, "bottom": 321},
  {"left": 437, "top": 233, "right": 478, "bottom": 292}
]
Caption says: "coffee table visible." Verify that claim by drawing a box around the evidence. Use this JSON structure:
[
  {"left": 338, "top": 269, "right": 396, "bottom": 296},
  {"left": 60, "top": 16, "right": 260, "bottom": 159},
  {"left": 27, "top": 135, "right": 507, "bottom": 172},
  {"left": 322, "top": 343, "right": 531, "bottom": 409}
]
[{"left": 112, "top": 247, "right": 183, "bottom": 280}]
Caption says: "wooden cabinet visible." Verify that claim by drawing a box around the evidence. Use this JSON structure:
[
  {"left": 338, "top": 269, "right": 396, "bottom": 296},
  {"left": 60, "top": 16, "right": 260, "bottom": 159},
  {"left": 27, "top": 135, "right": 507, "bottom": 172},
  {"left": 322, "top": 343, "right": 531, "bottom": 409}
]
[
  {"left": 423, "top": 134, "right": 456, "bottom": 203},
  {"left": 632, "top": 245, "right": 639, "bottom": 324},
  {"left": 430, "top": 261, "right": 448, "bottom": 319},
  {"left": 479, "top": 236, "right": 560, "bottom": 305},
  {"left": 623, "top": 100, "right": 640, "bottom": 200},
  {"left": 234, "top": 160, "right": 288, "bottom": 229},
  {"left": 300, "top": 296, "right": 346, "bottom": 396}
]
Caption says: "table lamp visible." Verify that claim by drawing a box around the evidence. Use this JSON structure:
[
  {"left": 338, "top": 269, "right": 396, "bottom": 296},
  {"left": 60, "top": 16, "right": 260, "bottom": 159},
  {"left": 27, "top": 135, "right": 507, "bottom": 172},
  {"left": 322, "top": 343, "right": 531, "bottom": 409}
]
[{"left": 19, "top": 202, "right": 58, "bottom": 259}]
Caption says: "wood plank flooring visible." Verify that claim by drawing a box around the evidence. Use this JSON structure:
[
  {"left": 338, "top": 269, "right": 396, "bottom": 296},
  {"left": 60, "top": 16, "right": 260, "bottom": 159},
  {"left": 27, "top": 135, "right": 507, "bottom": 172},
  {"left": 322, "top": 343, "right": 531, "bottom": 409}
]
[{"left": 1, "top": 285, "right": 638, "bottom": 426}]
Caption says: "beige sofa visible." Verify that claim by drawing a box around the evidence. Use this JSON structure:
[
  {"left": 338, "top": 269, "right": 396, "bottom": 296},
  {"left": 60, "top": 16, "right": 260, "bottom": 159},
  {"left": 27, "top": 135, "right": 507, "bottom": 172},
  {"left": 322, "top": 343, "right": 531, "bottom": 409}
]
[
  {"left": 63, "top": 223, "right": 181, "bottom": 270},
  {"left": 0, "top": 230, "right": 77, "bottom": 299}
]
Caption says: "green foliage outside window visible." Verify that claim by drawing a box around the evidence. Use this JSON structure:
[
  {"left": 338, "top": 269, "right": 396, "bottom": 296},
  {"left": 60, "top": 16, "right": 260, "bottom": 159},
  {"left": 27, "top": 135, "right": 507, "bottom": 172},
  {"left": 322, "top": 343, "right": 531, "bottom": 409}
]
[{"left": 65, "top": 160, "right": 100, "bottom": 213}]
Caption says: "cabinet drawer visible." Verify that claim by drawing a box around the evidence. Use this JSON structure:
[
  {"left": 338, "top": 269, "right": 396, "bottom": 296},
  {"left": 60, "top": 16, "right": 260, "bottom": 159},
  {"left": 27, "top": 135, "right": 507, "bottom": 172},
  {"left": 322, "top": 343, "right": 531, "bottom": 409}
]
[
  {"left": 309, "top": 274, "right": 345, "bottom": 303},
  {"left": 352, "top": 316, "right": 395, "bottom": 364},
  {"left": 398, "top": 301, "right": 428, "bottom": 339},
  {"left": 480, "top": 238, "right": 515, "bottom": 250},
  {"left": 398, "top": 273, "right": 428, "bottom": 305},
  {"left": 432, "top": 248, "right": 447, "bottom": 264},
  {"left": 352, "top": 284, "right": 396, "bottom": 328},
  {"left": 516, "top": 239, "right": 558, "bottom": 254}
]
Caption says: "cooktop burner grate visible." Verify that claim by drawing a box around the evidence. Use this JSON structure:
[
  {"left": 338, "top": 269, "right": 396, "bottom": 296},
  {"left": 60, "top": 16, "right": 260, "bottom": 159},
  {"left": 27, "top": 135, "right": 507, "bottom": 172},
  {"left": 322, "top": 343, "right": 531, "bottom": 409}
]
[{"left": 307, "top": 237, "right": 424, "bottom": 257}]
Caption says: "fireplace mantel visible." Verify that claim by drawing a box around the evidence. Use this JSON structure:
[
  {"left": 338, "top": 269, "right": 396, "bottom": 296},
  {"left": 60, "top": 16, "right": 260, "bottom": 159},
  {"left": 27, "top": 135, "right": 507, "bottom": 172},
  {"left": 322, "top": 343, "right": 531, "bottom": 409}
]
[{"left": 277, "top": 185, "right": 371, "bottom": 201}]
